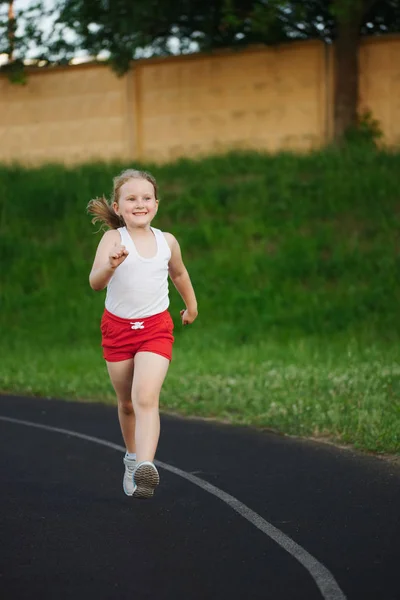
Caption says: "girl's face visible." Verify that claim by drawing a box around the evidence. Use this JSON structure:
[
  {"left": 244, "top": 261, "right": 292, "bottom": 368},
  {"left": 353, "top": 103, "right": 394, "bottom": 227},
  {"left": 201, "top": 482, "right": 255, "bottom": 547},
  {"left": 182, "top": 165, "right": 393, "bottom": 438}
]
[{"left": 114, "top": 178, "right": 158, "bottom": 229}]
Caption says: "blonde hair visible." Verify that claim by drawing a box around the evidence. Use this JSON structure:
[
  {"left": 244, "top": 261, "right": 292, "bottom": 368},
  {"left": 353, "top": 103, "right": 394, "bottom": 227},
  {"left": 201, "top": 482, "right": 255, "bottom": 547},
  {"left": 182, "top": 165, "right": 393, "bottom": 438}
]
[{"left": 87, "top": 169, "right": 159, "bottom": 229}]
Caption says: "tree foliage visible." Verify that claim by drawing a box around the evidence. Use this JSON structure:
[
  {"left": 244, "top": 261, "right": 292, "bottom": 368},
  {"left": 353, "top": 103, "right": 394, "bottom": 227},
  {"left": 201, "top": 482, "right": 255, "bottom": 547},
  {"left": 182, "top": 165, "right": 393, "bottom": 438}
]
[
  {"left": 2, "top": 1, "right": 399, "bottom": 72},
  {"left": 48, "top": 0, "right": 400, "bottom": 73}
]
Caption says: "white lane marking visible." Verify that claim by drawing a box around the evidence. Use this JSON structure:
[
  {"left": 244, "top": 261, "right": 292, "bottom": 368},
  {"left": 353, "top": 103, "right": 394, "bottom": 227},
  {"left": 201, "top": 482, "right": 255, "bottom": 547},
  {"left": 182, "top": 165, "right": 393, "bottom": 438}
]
[{"left": 0, "top": 415, "right": 346, "bottom": 600}]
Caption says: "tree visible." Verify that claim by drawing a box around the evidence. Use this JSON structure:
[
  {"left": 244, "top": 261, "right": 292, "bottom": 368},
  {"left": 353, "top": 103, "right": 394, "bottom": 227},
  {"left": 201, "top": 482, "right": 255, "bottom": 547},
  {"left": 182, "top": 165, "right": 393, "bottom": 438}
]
[
  {"left": 0, "top": 1, "right": 49, "bottom": 82},
  {"left": 211, "top": 0, "right": 400, "bottom": 139},
  {"left": 330, "top": 0, "right": 399, "bottom": 139},
  {"left": 2, "top": 1, "right": 400, "bottom": 136},
  {"left": 0, "top": 0, "right": 77, "bottom": 83}
]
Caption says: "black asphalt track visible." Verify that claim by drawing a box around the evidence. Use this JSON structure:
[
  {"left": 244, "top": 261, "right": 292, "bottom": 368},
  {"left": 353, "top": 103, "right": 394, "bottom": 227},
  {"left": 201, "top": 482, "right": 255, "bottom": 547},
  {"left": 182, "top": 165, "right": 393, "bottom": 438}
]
[{"left": 0, "top": 393, "right": 399, "bottom": 600}]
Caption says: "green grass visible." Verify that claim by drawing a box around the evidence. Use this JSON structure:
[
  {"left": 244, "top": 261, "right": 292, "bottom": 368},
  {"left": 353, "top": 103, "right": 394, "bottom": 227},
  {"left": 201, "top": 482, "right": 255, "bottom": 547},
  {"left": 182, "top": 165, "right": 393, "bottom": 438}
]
[{"left": 1, "top": 144, "right": 400, "bottom": 454}]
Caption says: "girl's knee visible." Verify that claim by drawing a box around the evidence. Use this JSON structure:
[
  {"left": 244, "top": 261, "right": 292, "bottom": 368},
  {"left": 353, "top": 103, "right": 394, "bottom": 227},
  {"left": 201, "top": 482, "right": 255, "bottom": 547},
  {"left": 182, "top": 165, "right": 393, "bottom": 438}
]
[
  {"left": 118, "top": 398, "right": 134, "bottom": 415},
  {"left": 133, "top": 391, "right": 159, "bottom": 411}
]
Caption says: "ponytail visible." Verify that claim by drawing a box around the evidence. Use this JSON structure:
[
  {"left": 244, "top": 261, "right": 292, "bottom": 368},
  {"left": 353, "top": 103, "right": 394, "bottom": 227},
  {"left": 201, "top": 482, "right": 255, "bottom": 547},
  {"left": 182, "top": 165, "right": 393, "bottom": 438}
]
[{"left": 87, "top": 196, "right": 124, "bottom": 230}]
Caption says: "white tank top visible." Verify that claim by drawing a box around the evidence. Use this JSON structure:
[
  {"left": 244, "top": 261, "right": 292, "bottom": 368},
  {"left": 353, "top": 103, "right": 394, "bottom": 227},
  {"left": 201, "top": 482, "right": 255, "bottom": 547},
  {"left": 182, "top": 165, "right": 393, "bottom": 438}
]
[{"left": 105, "top": 226, "right": 171, "bottom": 319}]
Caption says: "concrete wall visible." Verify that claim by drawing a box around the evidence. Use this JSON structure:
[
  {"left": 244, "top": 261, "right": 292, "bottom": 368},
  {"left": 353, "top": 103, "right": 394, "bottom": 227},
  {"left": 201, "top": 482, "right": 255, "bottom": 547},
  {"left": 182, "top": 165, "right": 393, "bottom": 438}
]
[
  {"left": 136, "top": 40, "right": 327, "bottom": 162},
  {"left": 359, "top": 36, "right": 400, "bottom": 147},
  {"left": 0, "top": 36, "right": 398, "bottom": 165},
  {"left": 0, "top": 65, "right": 132, "bottom": 164}
]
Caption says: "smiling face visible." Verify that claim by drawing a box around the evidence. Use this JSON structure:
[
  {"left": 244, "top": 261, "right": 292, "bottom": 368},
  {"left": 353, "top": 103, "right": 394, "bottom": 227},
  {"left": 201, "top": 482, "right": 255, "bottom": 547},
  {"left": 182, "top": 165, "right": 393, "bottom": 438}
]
[{"left": 113, "top": 177, "right": 158, "bottom": 229}]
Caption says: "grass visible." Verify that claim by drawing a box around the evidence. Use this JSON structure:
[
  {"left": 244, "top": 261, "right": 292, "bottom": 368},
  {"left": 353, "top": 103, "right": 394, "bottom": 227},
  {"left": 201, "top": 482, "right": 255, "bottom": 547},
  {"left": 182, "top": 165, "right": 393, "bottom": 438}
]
[
  {"left": 1, "top": 144, "right": 399, "bottom": 454},
  {"left": 1, "top": 335, "right": 399, "bottom": 454}
]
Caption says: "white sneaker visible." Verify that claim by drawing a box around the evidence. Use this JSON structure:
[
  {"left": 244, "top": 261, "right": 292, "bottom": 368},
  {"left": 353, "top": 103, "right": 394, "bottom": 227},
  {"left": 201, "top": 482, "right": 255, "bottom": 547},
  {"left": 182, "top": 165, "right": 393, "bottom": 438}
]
[
  {"left": 133, "top": 461, "right": 160, "bottom": 499},
  {"left": 123, "top": 455, "right": 137, "bottom": 496}
]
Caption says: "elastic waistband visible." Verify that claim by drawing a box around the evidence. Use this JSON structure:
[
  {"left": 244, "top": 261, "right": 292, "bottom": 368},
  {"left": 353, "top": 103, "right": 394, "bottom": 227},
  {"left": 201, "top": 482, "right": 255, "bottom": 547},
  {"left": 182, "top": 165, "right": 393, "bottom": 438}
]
[{"left": 103, "top": 308, "right": 169, "bottom": 324}]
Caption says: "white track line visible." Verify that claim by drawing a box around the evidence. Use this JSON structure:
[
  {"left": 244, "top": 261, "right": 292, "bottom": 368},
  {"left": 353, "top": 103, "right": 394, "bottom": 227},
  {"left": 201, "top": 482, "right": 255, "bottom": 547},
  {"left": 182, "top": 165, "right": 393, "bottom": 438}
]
[{"left": 0, "top": 415, "right": 346, "bottom": 600}]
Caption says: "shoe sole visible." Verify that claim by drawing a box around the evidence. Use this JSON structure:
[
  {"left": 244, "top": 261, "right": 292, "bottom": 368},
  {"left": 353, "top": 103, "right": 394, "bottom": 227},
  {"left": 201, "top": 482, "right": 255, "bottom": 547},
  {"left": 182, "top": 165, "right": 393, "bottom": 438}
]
[{"left": 133, "top": 463, "right": 160, "bottom": 499}]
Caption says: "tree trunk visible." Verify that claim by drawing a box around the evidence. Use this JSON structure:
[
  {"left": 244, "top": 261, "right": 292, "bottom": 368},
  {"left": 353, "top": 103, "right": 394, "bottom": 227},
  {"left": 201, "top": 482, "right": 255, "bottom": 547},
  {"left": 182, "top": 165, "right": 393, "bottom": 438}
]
[
  {"left": 332, "top": 0, "right": 381, "bottom": 140},
  {"left": 333, "top": 20, "right": 360, "bottom": 140},
  {"left": 8, "top": 0, "right": 15, "bottom": 61}
]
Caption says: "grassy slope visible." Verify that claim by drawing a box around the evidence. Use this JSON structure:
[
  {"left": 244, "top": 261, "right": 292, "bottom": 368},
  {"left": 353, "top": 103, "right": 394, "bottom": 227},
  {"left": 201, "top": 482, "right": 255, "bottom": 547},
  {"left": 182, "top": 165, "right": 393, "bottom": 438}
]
[{"left": 1, "top": 146, "right": 399, "bottom": 453}]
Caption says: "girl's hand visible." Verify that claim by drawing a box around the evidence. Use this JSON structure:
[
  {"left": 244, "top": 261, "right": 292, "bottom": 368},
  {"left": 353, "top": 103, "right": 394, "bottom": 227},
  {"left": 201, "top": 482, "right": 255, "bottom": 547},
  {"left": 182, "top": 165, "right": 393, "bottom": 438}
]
[
  {"left": 109, "top": 244, "right": 129, "bottom": 269},
  {"left": 180, "top": 308, "right": 198, "bottom": 325}
]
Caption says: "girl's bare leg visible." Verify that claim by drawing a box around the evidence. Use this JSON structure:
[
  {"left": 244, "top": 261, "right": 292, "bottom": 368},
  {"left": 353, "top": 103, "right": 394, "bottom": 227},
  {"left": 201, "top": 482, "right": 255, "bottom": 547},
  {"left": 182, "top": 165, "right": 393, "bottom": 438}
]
[
  {"left": 106, "top": 359, "right": 136, "bottom": 453},
  {"left": 131, "top": 352, "right": 170, "bottom": 463}
]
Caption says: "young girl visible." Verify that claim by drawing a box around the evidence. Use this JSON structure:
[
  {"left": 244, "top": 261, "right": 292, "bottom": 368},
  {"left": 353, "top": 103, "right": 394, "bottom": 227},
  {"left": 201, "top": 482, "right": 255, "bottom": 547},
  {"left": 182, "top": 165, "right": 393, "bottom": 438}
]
[{"left": 88, "top": 169, "right": 198, "bottom": 499}]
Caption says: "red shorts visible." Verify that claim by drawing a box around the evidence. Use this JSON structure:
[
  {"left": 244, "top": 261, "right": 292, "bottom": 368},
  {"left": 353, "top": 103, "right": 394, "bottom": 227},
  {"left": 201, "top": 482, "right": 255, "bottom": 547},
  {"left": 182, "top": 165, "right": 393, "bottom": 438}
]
[{"left": 101, "top": 308, "right": 174, "bottom": 362}]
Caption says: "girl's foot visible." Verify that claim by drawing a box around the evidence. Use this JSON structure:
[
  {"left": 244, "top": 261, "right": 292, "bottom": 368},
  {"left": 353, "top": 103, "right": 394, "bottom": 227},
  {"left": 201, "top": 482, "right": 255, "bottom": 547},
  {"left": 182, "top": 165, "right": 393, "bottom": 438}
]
[
  {"left": 123, "top": 455, "right": 137, "bottom": 496},
  {"left": 133, "top": 461, "right": 160, "bottom": 499}
]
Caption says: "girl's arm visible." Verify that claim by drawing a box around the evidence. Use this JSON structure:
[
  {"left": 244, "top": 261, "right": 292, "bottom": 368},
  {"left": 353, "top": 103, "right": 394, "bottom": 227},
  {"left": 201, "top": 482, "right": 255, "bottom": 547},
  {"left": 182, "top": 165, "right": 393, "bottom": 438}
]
[
  {"left": 89, "top": 229, "right": 129, "bottom": 291},
  {"left": 165, "top": 233, "right": 198, "bottom": 325}
]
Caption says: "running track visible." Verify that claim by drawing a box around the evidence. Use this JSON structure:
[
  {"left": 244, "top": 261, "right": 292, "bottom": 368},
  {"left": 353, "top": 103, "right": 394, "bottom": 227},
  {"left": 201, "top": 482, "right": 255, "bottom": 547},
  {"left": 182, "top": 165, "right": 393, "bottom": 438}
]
[{"left": 1, "top": 394, "right": 399, "bottom": 600}]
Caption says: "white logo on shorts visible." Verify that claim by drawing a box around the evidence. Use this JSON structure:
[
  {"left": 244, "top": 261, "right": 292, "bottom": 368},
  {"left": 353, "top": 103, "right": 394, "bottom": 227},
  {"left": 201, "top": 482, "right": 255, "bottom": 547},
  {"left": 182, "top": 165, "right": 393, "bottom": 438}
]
[{"left": 130, "top": 321, "right": 145, "bottom": 330}]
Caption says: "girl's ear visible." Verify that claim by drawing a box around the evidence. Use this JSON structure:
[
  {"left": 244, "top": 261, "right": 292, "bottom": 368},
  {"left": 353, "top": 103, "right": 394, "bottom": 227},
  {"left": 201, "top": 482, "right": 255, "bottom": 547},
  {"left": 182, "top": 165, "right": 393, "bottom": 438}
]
[{"left": 112, "top": 201, "right": 119, "bottom": 214}]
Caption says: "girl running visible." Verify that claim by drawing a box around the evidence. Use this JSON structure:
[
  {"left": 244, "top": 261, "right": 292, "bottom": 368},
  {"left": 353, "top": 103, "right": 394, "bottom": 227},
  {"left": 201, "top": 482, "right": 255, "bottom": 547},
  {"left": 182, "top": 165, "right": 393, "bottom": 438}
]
[{"left": 88, "top": 169, "right": 198, "bottom": 499}]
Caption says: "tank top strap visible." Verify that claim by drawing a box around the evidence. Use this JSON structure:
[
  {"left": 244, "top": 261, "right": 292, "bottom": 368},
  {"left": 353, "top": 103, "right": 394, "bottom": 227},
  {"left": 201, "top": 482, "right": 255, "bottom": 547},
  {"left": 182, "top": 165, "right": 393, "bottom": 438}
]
[
  {"left": 151, "top": 227, "right": 171, "bottom": 258},
  {"left": 118, "top": 226, "right": 132, "bottom": 247}
]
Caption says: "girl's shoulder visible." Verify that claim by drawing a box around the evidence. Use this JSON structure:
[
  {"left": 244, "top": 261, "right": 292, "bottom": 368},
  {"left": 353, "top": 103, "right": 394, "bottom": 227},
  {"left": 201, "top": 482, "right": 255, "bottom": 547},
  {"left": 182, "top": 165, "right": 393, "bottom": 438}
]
[
  {"left": 97, "top": 227, "right": 122, "bottom": 247},
  {"left": 161, "top": 231, "right": 178, "bottom": 251},
  {"left": 103, "top": 228, "right": 122, "bottom": 239}
]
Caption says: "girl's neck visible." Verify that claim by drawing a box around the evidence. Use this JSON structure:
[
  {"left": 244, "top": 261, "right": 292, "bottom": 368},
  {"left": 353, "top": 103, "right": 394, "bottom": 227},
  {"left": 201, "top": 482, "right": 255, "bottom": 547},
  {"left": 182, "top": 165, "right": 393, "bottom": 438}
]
[{"left": 126, "top": 224, "right": 153, "bottom": 236}]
